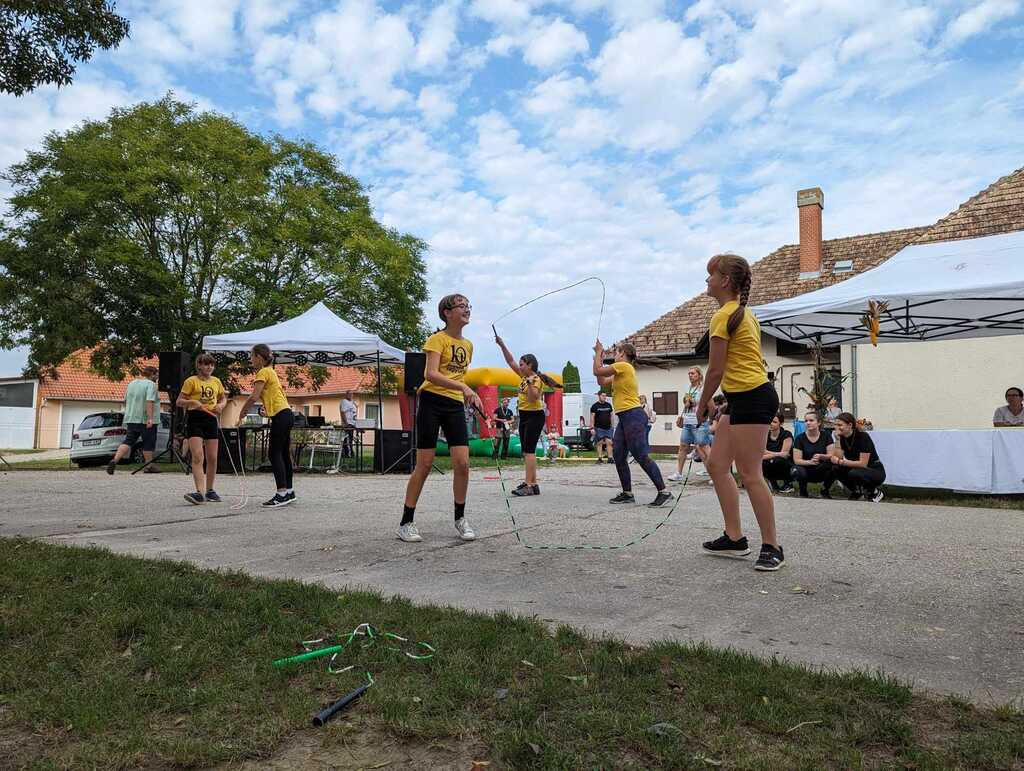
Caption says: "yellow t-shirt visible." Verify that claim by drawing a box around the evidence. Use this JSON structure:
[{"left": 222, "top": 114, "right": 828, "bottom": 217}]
[
  {"left": 254, "top": 366, "right": 290, "bottom": 417},
  {"left": 420, "top": 330, "right": 473, "bottom": 403},
  {"left": 610, "top": 361, "right": 642, "bottom": 413},
  {"left": 708, "top": 301, "right": 768, "bottom": 393},
  {"left": 518, "top": 374, "right": 544, "bottom": 411},
  {"left": 180, "top": 375, "right": 225, "bottom": 411}
]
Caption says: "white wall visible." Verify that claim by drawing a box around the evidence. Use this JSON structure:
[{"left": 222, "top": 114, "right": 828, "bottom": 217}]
[{"left": 842, "top": 335, "right": 1024, "bottom": 429}]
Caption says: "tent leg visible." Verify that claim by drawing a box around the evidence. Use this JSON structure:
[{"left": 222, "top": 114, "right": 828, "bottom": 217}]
[{"left": 375, "top": 351, "right": 383, "bottom": 474}]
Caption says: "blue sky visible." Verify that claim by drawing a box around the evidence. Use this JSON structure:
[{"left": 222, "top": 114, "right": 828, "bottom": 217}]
[{"left": 2, "top": 0, "right": 1023, "bottom": 385}]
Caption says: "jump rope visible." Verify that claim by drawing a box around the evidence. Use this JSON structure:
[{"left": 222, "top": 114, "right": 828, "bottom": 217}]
[{"left": 487, "top": 276, "right": 692, "bottom": 551}]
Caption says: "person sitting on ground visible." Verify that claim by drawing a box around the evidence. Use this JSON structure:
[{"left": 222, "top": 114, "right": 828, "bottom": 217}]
[
  {"left": 546, "top": 429, "right": 568, "bottom": 461},
  {"left": 824, "top": 412, "right": 886, "bottom": 502},
  {"left": 791, "top": 411, "right": 835, "bottom": 498},
  {"left": 589, "top": 391, "right": 614, "bottom": 464},
  {"left": 993, "top": 386, "right": 1024, "bottom": 427},
  {"left": 761, "top": 413, "right": 794, "bottom": 493}
]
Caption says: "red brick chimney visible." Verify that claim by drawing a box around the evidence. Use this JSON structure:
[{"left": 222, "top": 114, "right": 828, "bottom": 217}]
[{"left": 797, "top": 187, "right": 823, "bottom": 279}]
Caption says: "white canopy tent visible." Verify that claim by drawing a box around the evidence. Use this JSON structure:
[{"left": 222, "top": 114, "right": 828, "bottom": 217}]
[
  {"left": 202, "top": 302, "right": 406, "bottom": 449},
  {"left": 752, "top": 231, "right": 1024, "bottom": 346}
]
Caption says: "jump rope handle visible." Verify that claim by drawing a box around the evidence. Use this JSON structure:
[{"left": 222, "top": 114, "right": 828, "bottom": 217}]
[{"left": 312, "top": 683, "right": 370, "bottom": 726}]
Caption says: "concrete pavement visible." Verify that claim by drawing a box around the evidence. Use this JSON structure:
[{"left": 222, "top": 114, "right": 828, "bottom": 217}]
[{"left": 1, "top": 464, "right": 1021, "bottom": 705}]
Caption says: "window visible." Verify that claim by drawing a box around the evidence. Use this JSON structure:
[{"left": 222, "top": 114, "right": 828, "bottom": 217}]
[
  {"left": 302, "top": 405, "right": 310, "bottom": 416},
  {"left": 833, "top": 259, "right": 854, "bottom": 274},
  {"left": 0, "top": 382, "right": 33, "bottom": 408},
  {"left": 78, "top": 413, "right": 122, "bottom": 430},
  {"left": 652, "top": 391, "right": 678, "bottom": 415},
  {"left": 365, "top": 403, "right": 380, "bottom": 427}
]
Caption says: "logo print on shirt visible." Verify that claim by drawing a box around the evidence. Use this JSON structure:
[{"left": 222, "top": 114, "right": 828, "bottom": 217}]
[{"left": 448, "top": 344, "right": 468, "bottom": 374}]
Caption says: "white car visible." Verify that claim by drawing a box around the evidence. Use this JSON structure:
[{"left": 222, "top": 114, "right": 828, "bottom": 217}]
[{"left": 70, "top": 412, "right": 171, "bottom": 467}]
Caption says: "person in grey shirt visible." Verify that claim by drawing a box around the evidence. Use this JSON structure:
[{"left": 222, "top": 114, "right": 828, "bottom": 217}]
[
  {"left": 108, "top": 366, "right": 161, "bottom": 474},
  {"left": 993, "top": 386, "right": 1024, "bottom": 426},
  {"left": 339, "top": 390, "right": 358, "bottom": 457}
]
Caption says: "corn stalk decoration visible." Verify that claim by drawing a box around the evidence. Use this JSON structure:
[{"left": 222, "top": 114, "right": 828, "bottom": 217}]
[
  {"left": 797, "top": 338, "right": 852, "bottom": 420},
  {"left": 859, "top": 300, "right": 888, "bottom": 346}
]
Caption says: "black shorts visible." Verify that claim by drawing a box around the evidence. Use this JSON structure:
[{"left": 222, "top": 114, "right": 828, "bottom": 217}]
[
  {"left": 186, "top": 410, "right": 219, "bottom": 440},
  {"left": 121, "top": 423, "right": 158, "bottom": 452},
  {"left": 417, "top": 390, "right": 469, "bottom": 449},
  {"left": 518, "top": 409, "right": 545, "bottom": 455},
  {"left": 722, "top": 382, "right": 779, "bottom": 425}
]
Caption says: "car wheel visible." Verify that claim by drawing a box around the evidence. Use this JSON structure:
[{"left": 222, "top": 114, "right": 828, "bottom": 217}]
[{"left": 126, "top": 445, "right": 144, "bottom": 464}]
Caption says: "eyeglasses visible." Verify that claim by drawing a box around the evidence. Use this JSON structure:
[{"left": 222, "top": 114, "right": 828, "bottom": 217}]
[{"left": 450, "top": 303, "right": 472, "bottom": 311}]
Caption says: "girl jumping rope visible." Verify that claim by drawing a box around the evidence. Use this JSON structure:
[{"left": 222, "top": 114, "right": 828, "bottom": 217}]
[
  {"left": 398, "top": 293, "right": 484, "bottom": 543},
  {"left": 593, "top": 341, "right": 673, "bottom": 507},
  {"left": 177, "top": 353, "right": 227, "bottom": 504},
  {"left": 494, "top": 335, "right": 559, "bottom": 496},
  {"left": 696, "top": 253, "right": 784, "bottom": 571},
  {"left": 237, "top": 344, "right": 295, "bottom": 508}
]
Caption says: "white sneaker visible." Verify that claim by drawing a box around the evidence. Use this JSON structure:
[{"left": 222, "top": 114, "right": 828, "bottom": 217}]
[
  {"left": 695, "top": 468, "right": 709, "bottom": 476},
  {"left": 666, "top": 472, "right": 684, "bottom": 482},
  {"left": 396, "top": 523, "right": 422, "bottom": 542},
  {"left": 454, "top": 518, "right": 476, "bottom": 541},
  {"left": 871, "top": 489, "right": 884, "bottom": 503}
]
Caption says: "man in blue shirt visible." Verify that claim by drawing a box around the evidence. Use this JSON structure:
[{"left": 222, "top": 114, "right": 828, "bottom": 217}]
[{"left": 107, "top": 366, "right": 162, "bottom": 474}]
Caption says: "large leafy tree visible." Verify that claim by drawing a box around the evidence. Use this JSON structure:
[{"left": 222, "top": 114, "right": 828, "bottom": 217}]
[
  {"left": 0, "top": 97, "right": 429, "bottom": 380},
  {"left": 1, "top": 1, "right": 130, "bottom": 96}
]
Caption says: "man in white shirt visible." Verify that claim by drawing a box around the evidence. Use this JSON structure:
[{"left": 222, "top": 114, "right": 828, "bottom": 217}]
[
  {"left": 993, "top": 387, "right": 1024, "bottom": 427},
  {"left": 339, "top": 390, "right": 358, "bottom": 456}
]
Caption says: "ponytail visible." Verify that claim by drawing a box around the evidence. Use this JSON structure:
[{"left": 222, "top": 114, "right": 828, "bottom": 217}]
[
  {"left": 709, "top": 253, "right": 753, "bottom": 335},
  {"left": 521, "top": 352, "right": 561, "bottom": 389}
]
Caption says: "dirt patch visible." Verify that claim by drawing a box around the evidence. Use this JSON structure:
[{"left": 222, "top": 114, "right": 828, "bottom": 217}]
[{"left": 216, "top": 722, "right": 495, "bottom": 771}]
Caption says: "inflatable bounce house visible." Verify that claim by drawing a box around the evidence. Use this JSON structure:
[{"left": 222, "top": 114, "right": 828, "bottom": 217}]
[{"left": 398, "top": 367, "right": 564, "bottom": 457}]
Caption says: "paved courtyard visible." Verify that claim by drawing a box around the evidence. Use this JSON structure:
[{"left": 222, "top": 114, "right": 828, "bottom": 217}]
[{"left": 2, "top": 464, "right": 1021, "bottom": 705}]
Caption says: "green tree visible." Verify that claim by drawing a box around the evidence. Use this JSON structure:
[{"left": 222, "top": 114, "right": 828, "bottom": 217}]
[
  {"left": 561, "top": 360, "right": 581, "bottom": 393},
  {"left": 0, "top": 96, "right": 429, "bottom": 381},
  {"left": 1, "top": 1, "right": 130, "bottom": 96}
]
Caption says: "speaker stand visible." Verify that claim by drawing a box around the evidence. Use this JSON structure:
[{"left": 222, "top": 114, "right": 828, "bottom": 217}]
[
  {"left": 133, "top": 395, "right": 189, "bottom": 475},
  {"left": 0, "top": 451, "right": 10, "bottom": 470},
  {"left": 383, "top": 392, "right": 444, "bottom": 475}
]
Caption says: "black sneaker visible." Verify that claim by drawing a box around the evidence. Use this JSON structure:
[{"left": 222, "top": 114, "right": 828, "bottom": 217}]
[
  {"left": 648, "top": 490, "right": 673, "bottom": 508},
  {"left": 820, "top": 486, "right": 832, "bottom": 500},
  {"left": 205, "top": 490, "right": 222, "bottom": 502},
  {"left": 531, "top": 484, "right": 540, "bottom": 496},
  {"left": 870, "top": 489, "right": 884, "bottom": 503},
  {"left": 511, "top": 484, "right": 537, "bottom": 497},
  {"left": 848, "top": 490, "right": 863, "bottom": 501},
  {"left": 702, "top": 532, "right": 750, "bottom": 558},
  {"left": 262, "top": 494, "right": 291, "bottom": 508},
  {"left": 184, "top": 492, "right": 204, "bottom": 505},
  {"left": 285, "top": 491, "right": 296, "bottom": 503},
  {"left": 754, "top": 544, "right": 785, "bottom": 571},
  {"left": 609, "top": 492, "right": 634, "bottom": 504},
  {"left": 595, "top": 458, "right": 604, "bottom": 465},
  {"left": 106, "top": 461, "right": 116, "bottom": 475}
]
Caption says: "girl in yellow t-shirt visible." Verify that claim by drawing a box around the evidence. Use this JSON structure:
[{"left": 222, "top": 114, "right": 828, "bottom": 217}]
[
  {"left": 237, "top": 343, "right": 294, "bottom": 508},
  {"left": 176, "top": 353, "right": 227, "bottom": 505},
  {"left": 592, "top": 341, "right": 672, "bottom": 508},
  {"left": 494, "top": 335, "right": 560, "bottom": 496},
  {"left": 398, "top": 293, "right": 484, "bottom": 544},
  {"left": 695, "top": 253, "right": 784, "bottom": 572}
]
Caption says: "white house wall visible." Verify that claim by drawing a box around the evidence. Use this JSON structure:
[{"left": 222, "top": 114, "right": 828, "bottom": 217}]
[{"left": 842, "top": 335, "right": 1024, "bottom": 429}]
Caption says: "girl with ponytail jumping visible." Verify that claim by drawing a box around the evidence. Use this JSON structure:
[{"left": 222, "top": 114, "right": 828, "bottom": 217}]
[
  {"left": 237, "top": 344, "right": 295, "bottom": 508},
  {"left": 593, "top": 341, "right": 673, "bottom": 508},
  {"left": 494, "top": 334, "right": 559, "bottom": 496},
  {"left": 696, "top": 254, "right": 784, "bottom": 571}
]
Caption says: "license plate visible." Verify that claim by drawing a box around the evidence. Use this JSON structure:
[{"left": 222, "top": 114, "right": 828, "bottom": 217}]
[{"left": 81, "top": 439, "right": 102, "bottom": 446}]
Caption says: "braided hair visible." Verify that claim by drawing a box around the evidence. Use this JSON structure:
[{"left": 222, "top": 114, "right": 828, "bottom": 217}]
[
  {"left": 708, "top": 253, "right": 753, "bottom": 335},
  {"left": 520, "top": 353, "right": 560, "bottom": 389}
]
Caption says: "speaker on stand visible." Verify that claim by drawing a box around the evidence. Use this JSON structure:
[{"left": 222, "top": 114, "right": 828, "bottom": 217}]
[
  {"left": 135, "top": 351, "right": 192, "bottom": 474},
  {"left": 379, "top": 351, "right": 442, "bottom": 475}
]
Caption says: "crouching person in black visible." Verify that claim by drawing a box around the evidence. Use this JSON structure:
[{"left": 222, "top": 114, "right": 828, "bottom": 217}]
[
  {"left": 762, "top": 413, "right": 794, "bottom": 493},
  {"left": 791, "top": 411, "right": 835, "bottom": 498},
  {"left": 825, "top": 412, "right": 886, "bottom": 503}
]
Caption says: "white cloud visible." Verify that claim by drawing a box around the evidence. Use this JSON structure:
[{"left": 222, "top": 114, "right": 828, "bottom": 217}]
[
  {"left": 522, "top": 18, "right": 590, "bottom": 69},
  {"left": 417, "top": 85, "right": 458, "bottom": 125},
  {"left": 523, "top": 73, "right": 589, "bottom": 116},
  {"left": 414, "top": 1, "right": 461, "bottom": 70},
  {"left": 469, "top": 0, "right": 534, "bottom": 28},
  {"left": 941, "top": 0, "right": 1021, "bottom": 48}
]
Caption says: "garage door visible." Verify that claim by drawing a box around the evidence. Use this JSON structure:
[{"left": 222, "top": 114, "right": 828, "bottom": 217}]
[
  {"left": 59, "top": 401, "right": 122, "bottom": 448},
  {"left": 0, "top": 381, "right": 36, "bottom": 449}
]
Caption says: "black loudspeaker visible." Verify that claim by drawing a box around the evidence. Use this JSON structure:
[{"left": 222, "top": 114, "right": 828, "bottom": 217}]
[
  {"left": 217, "top": 427, "right": 246, "bottom": 471},
  {"left": 374, "top": 429, "right": 413, "bottom": 473},
  {"left": 159, "top": 351, "right": 192, "bottom": 393},
  {"left": 404, "top": 351, "right": 426, "bottom": 394}
]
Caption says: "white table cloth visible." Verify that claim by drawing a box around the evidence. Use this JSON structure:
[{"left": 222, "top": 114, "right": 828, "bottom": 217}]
[{"left": 869, "top": 429, "right": 1024, "bottom": 494}]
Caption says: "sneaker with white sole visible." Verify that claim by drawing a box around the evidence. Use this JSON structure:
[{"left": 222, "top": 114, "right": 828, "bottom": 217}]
[
  {"left": 754, "top": 544, "right": 785, "bottom": 571},
  {"left": 701, "top": 532, "right": 750, "bottom": 558},
  {"left": 870, "top": 489, "right": 884, "bottom": 503},
  {"left": 454, "top": 518, "right": 476, "bottom": 540},
  {"left": 666, "top": 472, "right": 684, "bottom": 482},
  {"left": 262, "top": 493, "right": 291, "bottom": 508},
  {"left": 609, "top": 491, "right": 635, "bottom": 504},
  {"left": 396, "top": 523, "right": 422, "bottom": 542},
  {"left": 184, "top": 491, "right": 205, "bottom": 505},
  {"left": 649, "top": 490, "right": 673, "bottom": 507},
  {"left": 695, "top": 468, "right": 709, "bottom": 476}
]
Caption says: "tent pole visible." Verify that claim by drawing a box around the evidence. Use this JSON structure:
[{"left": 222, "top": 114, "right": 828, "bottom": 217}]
[{"left": 375, "top": 350, "right": 383, "bottom": 472}]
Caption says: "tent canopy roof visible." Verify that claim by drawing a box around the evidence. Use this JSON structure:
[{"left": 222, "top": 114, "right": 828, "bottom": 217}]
[
  {"left": 202, "top": 302, "right": 405, "bottom": 366},
  {"left": 752, "top": 231, "right": 1024, "bottom": 346}
]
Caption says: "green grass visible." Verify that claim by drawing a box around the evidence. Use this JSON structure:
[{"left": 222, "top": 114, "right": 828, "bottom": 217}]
[
  {"left": 1, "top": 539, "right": 1021, "bottom": 769},
  {"left": 0, "top": 448, "right": 46, "bottom": 455}
]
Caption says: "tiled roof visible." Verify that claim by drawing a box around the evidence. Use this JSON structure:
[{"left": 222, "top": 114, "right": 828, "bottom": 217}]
[
  {"left": 622, "top": 227, "right": 929, "bottom": 356},
  {"left": 914, "top": 166, "right": 1024, "bottom": 244},
  {"left": 40, "top": 349, "right": 381, "bottom": 401}
]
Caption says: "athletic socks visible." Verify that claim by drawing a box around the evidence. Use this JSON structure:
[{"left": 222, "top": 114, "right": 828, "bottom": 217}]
[
  {"left": 401, "top": 505, "right": 415, "bottom": 525},
  {"left": 454, "top": 501, "right": 465, "bottom": 521}
]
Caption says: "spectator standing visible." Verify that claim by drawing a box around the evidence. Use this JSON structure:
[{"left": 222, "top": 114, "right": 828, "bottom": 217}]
[
  {"left": 670, "top": 366, "right": 712, "bottom": 481},
  {"left": 791, "top": 411, "right": 834, "bottom": 498},
  {"left": 107, "top": 365, "right": 162, "bottom": 475},
  {"left": 590, "top": 391, "right": 614, "bottom": 463},
  {"left": 491, "top": 397, "right": 513, "bottom": 460},
  {"left": 993, "top": 387, "right": 1024, "bottom": 426},
  {"left": 339, "top": 390, "right": 357, "bottom": 457},
  {"left": 761, "top": 413, "right": 794, "bottom": 492},
  {"left": 824, "top": 412, "right": 886, "bottom": 502},
  {"left": 824, "top": 398, "right": 841, "bottom": 428}
]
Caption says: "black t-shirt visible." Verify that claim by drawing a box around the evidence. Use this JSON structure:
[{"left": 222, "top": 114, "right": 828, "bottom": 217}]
[
  {"left": 765, "top": 428, "right": 792, "bottom": 454},
  {"left": 793, "top": 431, "right": 831, "bottom": 461},
  {"left": 840, "top": 431, "right": 883, "bottom": 468},
  {"left": 493, "top": 406, "right": 512, "bottom": 433},
  {"left": 591, "top": 401, "right": 613, "bottom": 430}
]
